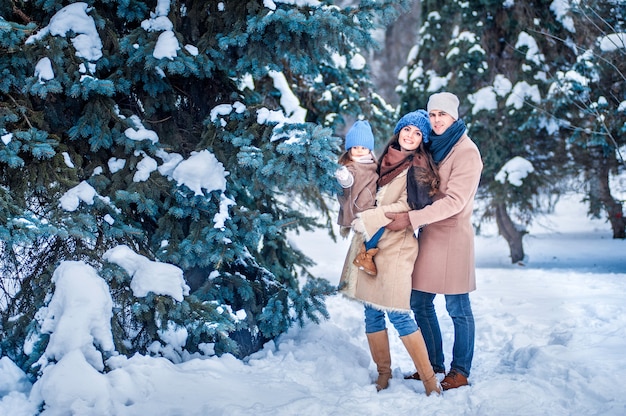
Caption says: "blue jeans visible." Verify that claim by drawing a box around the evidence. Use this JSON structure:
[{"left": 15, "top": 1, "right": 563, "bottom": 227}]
[
  {"left": 410, "top": 290, "right": 474, "bottom": 377},
  {"left": 364, "top": 305, "right": 418, "bottom": 337}
]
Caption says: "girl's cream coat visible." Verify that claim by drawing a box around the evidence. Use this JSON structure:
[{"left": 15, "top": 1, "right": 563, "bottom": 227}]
[
  {"left": 339, "top": 169, "right": 417, "bottom": 312},
  {"left": 408, "top": 135, "right": 483, "bottom": 294}
]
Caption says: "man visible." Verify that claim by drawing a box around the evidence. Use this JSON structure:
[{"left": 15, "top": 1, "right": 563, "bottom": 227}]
[{"left": 385, "top": 92, "right": 483, "bottom": 390}]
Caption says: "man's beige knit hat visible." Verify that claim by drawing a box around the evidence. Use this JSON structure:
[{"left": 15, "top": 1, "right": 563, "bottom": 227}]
[{"left": 427, "top": 92, "right": 460, "bottom": 120}]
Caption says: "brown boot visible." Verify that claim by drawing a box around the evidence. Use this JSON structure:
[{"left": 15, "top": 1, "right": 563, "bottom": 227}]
[
  {"left": 366, "top": 329, "right": 392, "bottom": 391},
  {"left": 441, "top": 368, "right": 469, "bottom": 390},
  {"left": 353, "top": 244, "right": 379, "bottom": 276},
  {"left": 400, "top": 330, "right": 442, "bottom": 396}
]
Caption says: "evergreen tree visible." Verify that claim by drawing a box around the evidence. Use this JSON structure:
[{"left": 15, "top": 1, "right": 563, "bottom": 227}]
[
  {"left": 398, "top": 0, "right": 579, "bottom": 263},
  {"left": 541, "top": 0, "right": 626, "bottom": 238},
  {"left": 0, "top": 0, "right": 403, "bottom": 378}
]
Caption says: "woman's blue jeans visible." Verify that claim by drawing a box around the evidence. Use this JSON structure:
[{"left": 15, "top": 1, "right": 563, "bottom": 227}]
[
  {"left": 364, "top": 305, "right": 417, "bottom": 337},
  {"left": 410, "top": 290, "right": 474, "bottom": 377}
]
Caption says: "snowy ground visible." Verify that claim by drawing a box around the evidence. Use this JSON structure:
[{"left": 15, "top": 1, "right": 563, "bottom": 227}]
[{"left": 1, "top": 193, "right": 626, "bottom": 415}]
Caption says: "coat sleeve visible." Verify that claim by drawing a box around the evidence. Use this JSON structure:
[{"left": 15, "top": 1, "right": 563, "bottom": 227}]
[{"left": 359, "top": 175, "right": 411, "bottom": 237}]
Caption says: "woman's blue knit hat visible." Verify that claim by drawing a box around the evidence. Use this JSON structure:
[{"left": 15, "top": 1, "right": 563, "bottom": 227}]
[
  {"left": 345, "top": 120, "right": 375, "bottom": 151},
  {"left": 393, "top": 109, "right": 431, "bottom": 143}
]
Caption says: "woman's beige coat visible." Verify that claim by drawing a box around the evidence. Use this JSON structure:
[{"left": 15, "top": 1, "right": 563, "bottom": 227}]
[
  {"left": 407, "top": 135, "right": 483, "bottom": 294},
  {"left": 339, "top": 169, "right": 417, "bottom": 312}
]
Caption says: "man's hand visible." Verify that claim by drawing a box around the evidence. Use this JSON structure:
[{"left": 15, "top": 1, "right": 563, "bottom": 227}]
[{"left": 385, "top": 212, "right": 411, "bottom": 231}]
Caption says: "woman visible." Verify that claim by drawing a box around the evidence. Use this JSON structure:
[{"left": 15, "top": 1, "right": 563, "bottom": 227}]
[{"left": 339, "top": 110, "right": 441, "bottom": 396}]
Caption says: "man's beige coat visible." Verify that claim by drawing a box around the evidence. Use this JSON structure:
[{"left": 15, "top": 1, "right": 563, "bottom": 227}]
[{"left": 408, "top": 135, "right": 483, "bottom": 294}]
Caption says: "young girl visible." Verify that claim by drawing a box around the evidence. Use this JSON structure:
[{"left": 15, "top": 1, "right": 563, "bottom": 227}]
[
  {"left": 335, "top": 120, "right": 382, "bottom": 275},
  {"left": 339, "top": 110, "right": 442, "bottom": 396}
]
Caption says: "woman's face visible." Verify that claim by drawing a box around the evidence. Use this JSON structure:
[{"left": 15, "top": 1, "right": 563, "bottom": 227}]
[
  {"left": 429, "top": 110, "right": 455, "bottom": 135},
  {"left": 398, "top": 125, "right": 423, "bottom": 152}
]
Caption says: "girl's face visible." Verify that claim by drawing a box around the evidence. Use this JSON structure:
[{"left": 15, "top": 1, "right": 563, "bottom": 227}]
[
  {"left": 350, "top": 146, "right": 371, "bottom": 158},
  {"left": 398, "top": 125, "right": 423, "bottom": 152},
  {"left": 429, "top": 110, "right": 455, "bottom": 135}
]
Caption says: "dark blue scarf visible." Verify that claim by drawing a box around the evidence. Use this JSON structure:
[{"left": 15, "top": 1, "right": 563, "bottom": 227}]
[{"left": 428, "top": 119, "right": 466, "bottom": 164}]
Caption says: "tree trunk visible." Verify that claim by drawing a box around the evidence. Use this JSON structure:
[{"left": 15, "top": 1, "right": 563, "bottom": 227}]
[
  {"left": 371, "top": 0, "right": 422, "bottom": 106},
  {"left": 494, "top": 202, "right": 527, "bottom": 264},
  {"left": 586, "top": 146, "right": 625, "bottom": 239}
]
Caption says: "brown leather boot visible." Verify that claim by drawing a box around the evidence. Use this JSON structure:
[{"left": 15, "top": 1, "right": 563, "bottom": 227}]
[
  {"left": 366, "top": 329, "right": 392, "bottom": 391},
  {"left": 353, "top": 244, "right": 379, "bottom": 276},
  {"left": 441, "top": 368, "right": 469, "bottom": 390},
  {"left": 400, "top": 330, "right": 442, "bottom": 396}
]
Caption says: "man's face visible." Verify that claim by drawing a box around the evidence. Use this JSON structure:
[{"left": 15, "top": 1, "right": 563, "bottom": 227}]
[{"left": 429, "top": 110, "right": 456, "bottom": 135}]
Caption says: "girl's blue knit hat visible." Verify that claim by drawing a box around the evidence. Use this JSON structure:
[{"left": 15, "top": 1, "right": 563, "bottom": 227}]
[
  {"left": 393, "top": 109, "right": 431, "bottom": 143},
  {"left": 345, "top": 120, "right": 375, "bottom": 151}
]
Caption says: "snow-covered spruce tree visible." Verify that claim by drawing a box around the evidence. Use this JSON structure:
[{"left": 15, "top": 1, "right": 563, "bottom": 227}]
[
  {"left": 0, "top": 0, "right": 402, "bottom": 376},
  {"left": 540, "top": 0, "right": 626, "bottom": 238},
  {"left": 398, "top": 0, "right": 575, "bottom": 263}
]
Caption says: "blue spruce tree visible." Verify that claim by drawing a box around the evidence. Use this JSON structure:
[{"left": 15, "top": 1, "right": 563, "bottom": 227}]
[{"left": 0, "top": 0, "right": 404, "bottom": 377}]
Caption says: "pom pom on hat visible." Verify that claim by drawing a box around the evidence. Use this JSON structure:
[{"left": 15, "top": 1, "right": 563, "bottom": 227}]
[
  {"left": 427, "top": 92, "right": 459, "bottom": 120},
  {"left": 345, "top": 120, "right": 375, "bottom": 151},
  {"left": 393, "top": 109, "right": 432, "bottom": 143}
]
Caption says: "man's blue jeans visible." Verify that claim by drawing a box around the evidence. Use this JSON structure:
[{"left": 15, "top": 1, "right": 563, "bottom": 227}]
[
  {"left": 364, "top": 305, "right": 418, "bottom": 337},
  {"left": 410, "top": 290, "right": 474, "bottom": 377}
]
